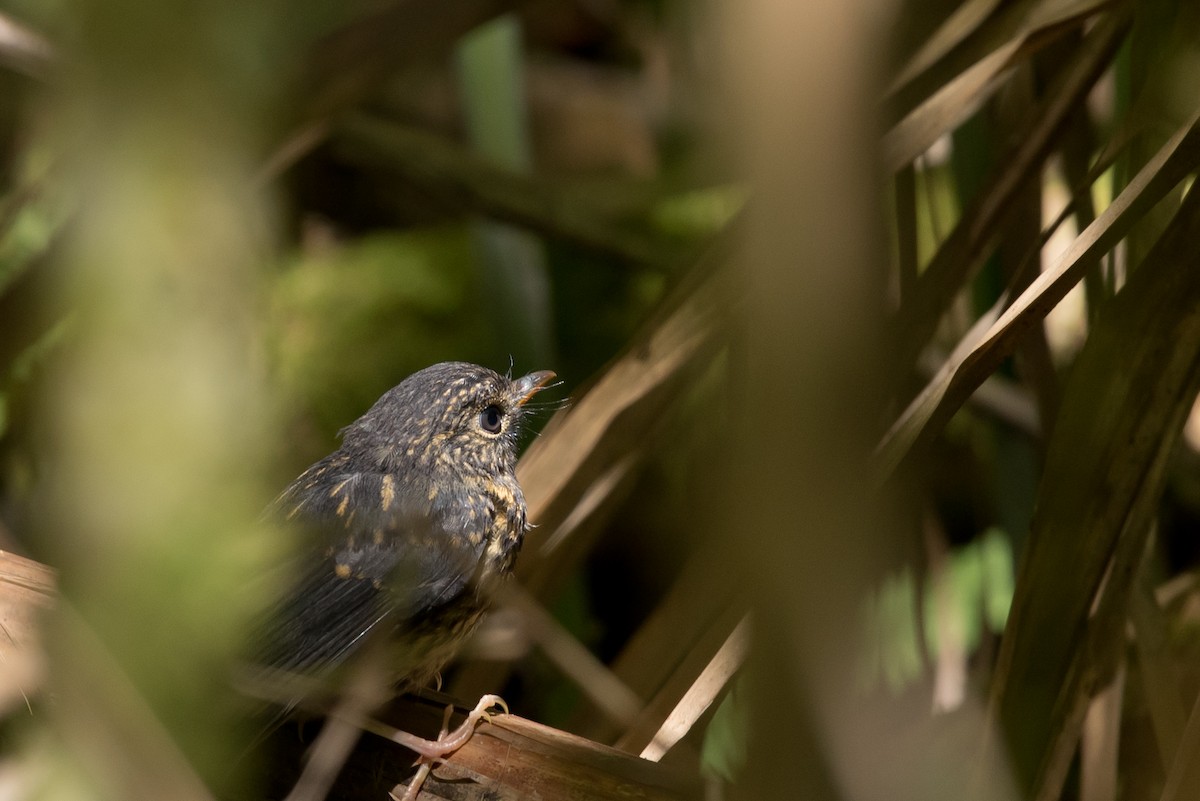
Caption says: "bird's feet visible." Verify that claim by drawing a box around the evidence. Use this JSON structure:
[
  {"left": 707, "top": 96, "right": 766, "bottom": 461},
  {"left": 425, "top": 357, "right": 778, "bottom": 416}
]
[{"left": 386, "top": 695, "right": 508, "bottom": 801}]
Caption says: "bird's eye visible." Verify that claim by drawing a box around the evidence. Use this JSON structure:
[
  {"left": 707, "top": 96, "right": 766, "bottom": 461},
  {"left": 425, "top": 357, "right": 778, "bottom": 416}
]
[{"left": 479, "top": 404, "right": 504, "bottom": 434}]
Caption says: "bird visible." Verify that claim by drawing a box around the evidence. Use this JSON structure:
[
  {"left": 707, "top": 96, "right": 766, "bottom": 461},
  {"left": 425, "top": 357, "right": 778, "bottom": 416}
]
[{"left": 248, "top": 361, "right": 555, "bottom": 801}]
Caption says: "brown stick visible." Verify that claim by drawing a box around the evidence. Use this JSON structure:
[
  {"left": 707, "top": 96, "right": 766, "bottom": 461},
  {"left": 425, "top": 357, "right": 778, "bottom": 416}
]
[{"left": 384, "top": 695, "right": 702, "bottom": 801}]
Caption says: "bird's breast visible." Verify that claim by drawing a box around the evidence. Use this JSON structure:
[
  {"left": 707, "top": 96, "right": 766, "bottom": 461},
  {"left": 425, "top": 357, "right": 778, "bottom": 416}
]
[{"left": 480, "top": 478, "right": 527, "bottom": 581}]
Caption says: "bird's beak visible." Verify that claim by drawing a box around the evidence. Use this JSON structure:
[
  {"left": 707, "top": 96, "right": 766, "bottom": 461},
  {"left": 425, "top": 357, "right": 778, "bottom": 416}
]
[{"left": 512, "top": 370, "right": 556, "bottom": 406}]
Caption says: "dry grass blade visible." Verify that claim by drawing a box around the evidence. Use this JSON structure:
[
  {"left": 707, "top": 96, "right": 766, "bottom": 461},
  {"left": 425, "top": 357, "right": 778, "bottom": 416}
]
[
  {"left": 884, "top": 0, "right": 1110, "bottom": 127},
  {"left": 884, "top": 40, "right": 1019, "bottom": 174},
  {"left": 1080, "top": 666, "right": 1123, "bottom": 801},
  {"left": 283, "top": 645, "right": 393, "bottom": 801},
  {"left": 1129, "top": 571, "right": 1186, "bottom": 770},
  {"left": 895, "top": 165, "right": 919, "bottom": 299},
  {"left": 0, "top": 551, "right": 54, "bottom": 713},
  {"left": 888, "top": 0, "right": 1003, "bottom": 93},
  {"left": 1028, "top": 565, "right": 1129, "bottom": 801},
  {"left": 887, "top": 8, "right": 1129, "bottom": 374},
  {"left": 500, "top": 584, "right": 643, "bottom": 728},
  {"left": 886, "top": 0, "right": 1119, "bottom": 173},
  {"left": 991, "top": 71, "right": 1061, "bottom": 435},
  {"left": 516, "top": 261, "right": 733, "bottom": 588},
  {"left": 872, "top": 107, "right": 1200, "bottom": 485},
  {"left": 1160, "top": 691, "right": 1200, "bottom": 801},
  {"left": 532, "top": 452, "right": 640, "bottom": 595},
  {"left": 0, "top": 550, "right": 54, "bottom": 597},
  {"left": 620, "top": 613, "right": 748, "bottom": 762},
  {"left": 0, "top": 12, "right": 54, "bottom": 79},
  {"left": 994, "top": 168, "right": 1200, "bottom": 793},
  {"left": 565, "top": 537, "right": 745, "bottom": 753}
]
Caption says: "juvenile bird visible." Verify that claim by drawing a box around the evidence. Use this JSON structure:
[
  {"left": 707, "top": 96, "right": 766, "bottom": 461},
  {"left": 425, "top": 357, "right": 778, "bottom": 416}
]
[{"left": 254, "top": 361, "right": 554, "bottom": 799}]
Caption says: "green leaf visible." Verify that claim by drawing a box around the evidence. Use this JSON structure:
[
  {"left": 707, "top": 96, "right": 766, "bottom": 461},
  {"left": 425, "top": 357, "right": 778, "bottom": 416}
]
[
  {"left": 980, "top": 527, "right": 1014, "bottom": 632},
  {"left": 881, "top": 567, "right": 924, "bottom": 692},
  {"left": 700, "top": 677, "right": 748, "bottom": 784}
]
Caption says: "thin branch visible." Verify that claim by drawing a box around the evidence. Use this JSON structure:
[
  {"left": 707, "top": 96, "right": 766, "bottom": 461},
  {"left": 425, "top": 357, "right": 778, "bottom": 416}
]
[{"left": 332, "top": 114, "right": 693, "bottom": 269}]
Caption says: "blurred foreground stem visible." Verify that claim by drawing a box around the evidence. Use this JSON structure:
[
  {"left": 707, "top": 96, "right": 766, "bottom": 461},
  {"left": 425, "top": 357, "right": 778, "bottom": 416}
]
[{"left": 31, "top": 1, "right": 288, "bottom": 797}]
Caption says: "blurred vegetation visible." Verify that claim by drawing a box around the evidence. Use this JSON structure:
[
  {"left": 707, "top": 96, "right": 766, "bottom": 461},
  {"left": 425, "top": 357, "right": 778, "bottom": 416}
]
[{"left": 0, "top": 1, "right": 1199, "bottom": 801}]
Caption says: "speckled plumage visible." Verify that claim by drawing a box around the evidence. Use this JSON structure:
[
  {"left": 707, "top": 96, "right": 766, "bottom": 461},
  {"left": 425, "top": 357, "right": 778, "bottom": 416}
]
[{"left": 258, "top": 361, "right": 553, "bottom": 693}]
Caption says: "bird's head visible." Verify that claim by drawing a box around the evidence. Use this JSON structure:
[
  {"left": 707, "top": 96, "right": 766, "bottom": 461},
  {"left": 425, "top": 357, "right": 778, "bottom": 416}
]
[{"left": 340, "top": 362, "right": 556, "bottom": 482}]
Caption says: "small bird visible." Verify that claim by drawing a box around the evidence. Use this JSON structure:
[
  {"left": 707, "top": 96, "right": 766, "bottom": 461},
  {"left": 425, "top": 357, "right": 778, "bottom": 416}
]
[{"left": 252, "top": 361, "right": 555, "bottom": 800}]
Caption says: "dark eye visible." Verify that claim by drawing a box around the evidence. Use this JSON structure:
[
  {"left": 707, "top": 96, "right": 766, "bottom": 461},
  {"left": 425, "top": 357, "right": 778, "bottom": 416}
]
[{"left": 479, "top": 404, "right": 504, "bottom": 434}]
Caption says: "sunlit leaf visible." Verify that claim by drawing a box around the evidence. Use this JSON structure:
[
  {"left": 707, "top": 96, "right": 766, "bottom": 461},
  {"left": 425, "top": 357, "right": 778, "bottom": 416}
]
[{"left": 980, "top": 527, "right": 1014, "bottom": 632}]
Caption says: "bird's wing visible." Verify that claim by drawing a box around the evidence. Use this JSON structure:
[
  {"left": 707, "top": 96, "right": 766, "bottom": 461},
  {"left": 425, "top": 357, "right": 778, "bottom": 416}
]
[{"left": 255, "top": 455, "right": 491, "bottom": 678}]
